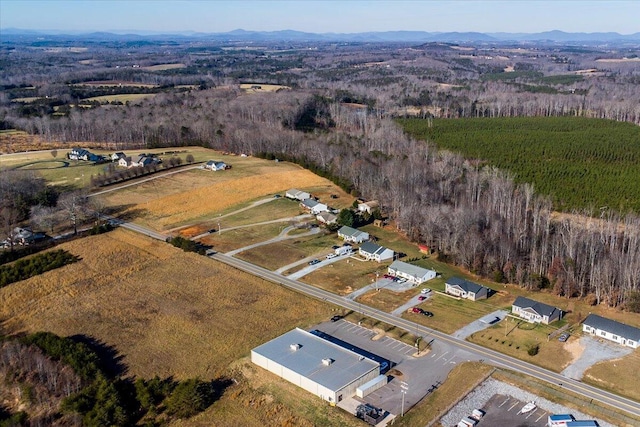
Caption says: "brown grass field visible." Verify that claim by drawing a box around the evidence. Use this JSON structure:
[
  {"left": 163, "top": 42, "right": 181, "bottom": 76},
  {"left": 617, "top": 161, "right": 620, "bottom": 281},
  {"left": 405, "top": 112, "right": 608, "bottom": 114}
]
[
  {"left": 302, "top": 258, "right": 389, "bottom": 295},
  {"left": 236, "top": 233, "right": 338, "bottom": 270},
  {"left": 143, "top": 63, "right": 187, "bottom": 71},
  {"left": 240, "top": 83, "right": 291, "bottom": 93},
  {"left": 583, "top": 349, "right": 640, "bottom": 402},
  {"left": 100, "top": 158, "right": 337, "bottom": 230},
  {"left": 0, "top": 229, "right": 334, "bottom": 381},
  {"left": 82, "top": 93, "right": 156, "bottom": 103}
]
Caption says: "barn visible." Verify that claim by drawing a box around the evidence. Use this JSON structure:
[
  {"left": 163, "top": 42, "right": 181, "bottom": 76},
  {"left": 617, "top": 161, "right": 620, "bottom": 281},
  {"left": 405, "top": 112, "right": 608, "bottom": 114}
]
[{"left": 251, "top": 328, "right": 380, "bottom": 404}]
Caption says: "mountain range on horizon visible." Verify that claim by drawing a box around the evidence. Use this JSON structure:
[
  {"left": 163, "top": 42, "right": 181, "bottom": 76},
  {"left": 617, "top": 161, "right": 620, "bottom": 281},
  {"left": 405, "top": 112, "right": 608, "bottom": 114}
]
[{"left": 3, "top": 28, "right": 640, "bottom": 44}]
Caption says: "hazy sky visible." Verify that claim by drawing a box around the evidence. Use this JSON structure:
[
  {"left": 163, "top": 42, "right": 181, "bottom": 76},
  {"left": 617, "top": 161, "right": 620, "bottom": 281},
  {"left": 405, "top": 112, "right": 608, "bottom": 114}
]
[{"left": 1, "top": 0, "right": 638, "bottom": 34}]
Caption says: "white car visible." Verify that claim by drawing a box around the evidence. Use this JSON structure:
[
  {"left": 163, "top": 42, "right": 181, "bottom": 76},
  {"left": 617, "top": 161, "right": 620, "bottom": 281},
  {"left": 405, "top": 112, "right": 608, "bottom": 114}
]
[
  {"left": 326, "top": 253, "right": 337, "bottom": 259},
  {"left": 420, "top": 288, "right": 432, "bottom": 294}
]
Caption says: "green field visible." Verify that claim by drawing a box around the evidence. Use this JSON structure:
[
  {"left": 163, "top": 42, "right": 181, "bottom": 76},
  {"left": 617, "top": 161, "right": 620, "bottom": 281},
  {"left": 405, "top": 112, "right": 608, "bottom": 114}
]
[{"left": 397, "top": 117, "right": 640, "bottom": 213}]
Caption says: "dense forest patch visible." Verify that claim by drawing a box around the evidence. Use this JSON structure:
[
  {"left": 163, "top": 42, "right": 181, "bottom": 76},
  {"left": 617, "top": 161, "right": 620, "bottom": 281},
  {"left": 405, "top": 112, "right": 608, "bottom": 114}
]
[{"left": 397, "top": 117, "right": 640, "bottom": 213}]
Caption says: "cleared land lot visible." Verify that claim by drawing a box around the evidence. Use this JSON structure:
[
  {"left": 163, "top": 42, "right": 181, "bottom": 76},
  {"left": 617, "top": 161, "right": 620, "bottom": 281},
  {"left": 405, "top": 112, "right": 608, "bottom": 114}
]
[
  {"left": 99, "top": 154, "right": 337, "bottom": 230},
  {"left": 82, "top": 93, "right": 157, "bottom": 103},
  {"left": 0, "top": 229, "right": 334, "bottom": 380},
  {"left": 300, "top": 257, "right": 388, "bottom": 295},
  {"left": 584, "top": 349, "right": 640, "bottom": 402}
]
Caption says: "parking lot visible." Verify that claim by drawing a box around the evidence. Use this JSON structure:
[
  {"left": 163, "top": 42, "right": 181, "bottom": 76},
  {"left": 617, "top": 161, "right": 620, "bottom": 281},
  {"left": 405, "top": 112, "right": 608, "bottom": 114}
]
[
  {"left": 477, "top": 394, "right": 549, "bottom": 426},
  {"left": 315, "top": 319, "right": 479, "bottom": 416}
]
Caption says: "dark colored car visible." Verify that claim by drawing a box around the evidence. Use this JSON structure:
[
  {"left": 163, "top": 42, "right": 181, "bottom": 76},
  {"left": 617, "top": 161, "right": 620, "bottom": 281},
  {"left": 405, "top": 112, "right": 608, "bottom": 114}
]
[
  {"left": 411, "top": 307, "right": 421, "bottom": 313},
  {"left": 558, "top": 333, "right": 570, "bottom": 342},
  {"left": 330, "top": 315, "right": 342, "bottom": 322},
  {"left": 418, "top": 296, "right": 427, "bottom": 301},
  {"left": 309, "top": 259, "right": 320, "bottom": 265},
  {"left": 421, "top": 311, "right": 434, "bottom": 317}
]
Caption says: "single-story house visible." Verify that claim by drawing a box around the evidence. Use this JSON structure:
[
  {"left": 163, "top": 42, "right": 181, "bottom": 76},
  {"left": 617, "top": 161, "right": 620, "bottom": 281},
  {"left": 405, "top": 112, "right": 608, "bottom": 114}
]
[
  {"left": 205, "top": 160, "right": 227, "bottom": 171},
  {"left": 111, "top": 152, "right": 126, "bottom": 161},
  {"left": 118, "top": 156, "right": 133, "bottom": 168},
  {"left": 359, "top": 241, "right": 394, "bottom": 263},
  {"left": 286, "top": 189, "right": 311, "bottom": 201},
  {"left": 512, "top": 296, "right": 562, "bottom": 324},
  {"left": 300, "top": 198, "right": 319, "bottom": 211},
  {"left": 316, "top": 212, "right": 337, "bottom": 225},
  {"left": 337, "top": 226, "right": 369, "bottom": 244},
  {"left": 445, "top": 277, "right": 488, "bottom": 301},
  {"left": 387, "top": 260, "right": 436, "bottom": 285},
  {"left": 68, "top": 148, "right": 99, "bottom": 161},
  {"left": 311, "top": 203, "right": 329, "bottom": 215},
  {"left": 133, "top": 155, "right": 154, "bottom": 167},
  {"left": 357, "top": 200, "right": 379, "bottom": 215},
  {"left": 582, "top": 314, "right": 640, "bottom": 349}
]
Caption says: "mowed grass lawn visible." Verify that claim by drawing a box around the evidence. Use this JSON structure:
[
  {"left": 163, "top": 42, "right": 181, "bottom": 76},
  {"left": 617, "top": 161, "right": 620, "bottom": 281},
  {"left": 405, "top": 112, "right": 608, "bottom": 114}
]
[
  {"left": 236, "top": 232, "right": 340, "bottom": 271},
  {"left": 584, "top": 350, "right": 640, "bottom": 402},
  {"left": 198, "top": 223, "right": 284, "bottom": 253},
  {"left": 0, "top": 229, "right": 335, "bottom": 380},
  {"left": 301, "top": 258, "right": 391, "bottom": 295},
  {"left": 467, "top": 319, "right": 574, "bottom": 372}
]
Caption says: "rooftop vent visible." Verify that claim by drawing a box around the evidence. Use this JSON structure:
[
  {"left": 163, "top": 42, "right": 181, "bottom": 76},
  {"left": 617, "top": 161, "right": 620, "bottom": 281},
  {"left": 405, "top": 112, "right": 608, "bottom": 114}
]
[
  {"left": 322, "top": 358, "right": 334, "bottom": 366},
  {"left": 290, "top": 343, "right": 301, "bottom": 351}
]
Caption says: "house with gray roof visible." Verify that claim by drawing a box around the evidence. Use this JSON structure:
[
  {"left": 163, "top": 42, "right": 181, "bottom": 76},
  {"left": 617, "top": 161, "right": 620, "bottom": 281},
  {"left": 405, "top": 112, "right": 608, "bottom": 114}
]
[
  {"left": 359, "top": 241, "right": 394, "bottom": 263},
  {"left": 204, "top": 160, "right": 227, "bottom": 171},
  {"left": 512, "top": 296, "right": 562, "bottom": 324},
  {"left": 445, "top": 277, "right": 488, "bottom": 301},
  {"left": 388, "top": 260, "right": 436, "bottom": 285},
  {"left": 286, "top": 189, "right": 311, "bottom": 201},
  {"left": 300, "top": 198, "right": 319, "bottom": 211},
  {"left": 316, "top": 211, "right": 337, "bottom": 225},
  {"left": 251, "top": 328, "right": 380, "bottom": 404},
  {"left": 337, "top": 226, "right": 369, "bottom": 244},
  {"left": 583, "top": 314, "right": 640, "bottom": 349}
]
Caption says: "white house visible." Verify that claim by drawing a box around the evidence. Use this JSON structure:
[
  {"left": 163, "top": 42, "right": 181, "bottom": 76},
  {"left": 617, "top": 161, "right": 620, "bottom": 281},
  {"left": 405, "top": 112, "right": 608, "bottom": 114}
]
[
  {"left": 358, "top": 200, "right": 379, "bottom": 215},
  {"left": 111, "top": 152, "right": 126, "bottom": 161},
  {"left": 286, "top": 189, "right": 311, "bottom": 201},
  {"left": 311, "top": 203, "right": 329, "bottom": 215},
  {"left": 337, "top": 226, "right": 369, "bottom": 244},
  {"left": 316, "top": 212, "right": 337, "bottom": 225},
  {"left": 387, "top": 260, "right": 436, "bottom": 285},
  {"left": 68, "top": 148, "right": 99, "bottom": 161},
  {"left": 118, "top": 156, "right": 132, "bottom": 168},
  {"left": 512, "top": 296, "right": 562, "bottom": 325},
  {"left": 133, "top": 155, "right": 154, "bottom": 167},
  {"left": 445, "top": 277, "right": 488, "bottom": 301},
  {"left": 582, "top": 314, "right": 640, "bottom": 349},
  {"left": 300, "top": 198, "right": 319, "bottom": 211},
  {"left": 335, "top": 245, "right": 353, "bottom": 256},
  {"left": 205, "top": 160, "right": 227, "bottom": 171},
  {"left": 251, "top": 328, "right": 380, "bottom": 404},
  {"left": 359, "top": 241, "right": 394, "bottom": 263}
]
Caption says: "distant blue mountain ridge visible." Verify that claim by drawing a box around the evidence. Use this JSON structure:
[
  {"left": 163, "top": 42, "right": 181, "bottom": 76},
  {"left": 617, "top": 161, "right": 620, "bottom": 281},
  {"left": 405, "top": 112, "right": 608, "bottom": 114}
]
[{"left": 2, "top": 28, "right": 640, "bottom": 43}]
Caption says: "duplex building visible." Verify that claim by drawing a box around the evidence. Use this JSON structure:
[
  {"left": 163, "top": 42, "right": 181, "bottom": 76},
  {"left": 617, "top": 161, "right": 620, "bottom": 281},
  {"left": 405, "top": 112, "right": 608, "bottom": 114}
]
[
  {"left": 512, "top": 296, "right": 562, "bottom": 324},
  {"left": 582, "top": 314, "right": 640, "bottom": 349},
  {"left": 387, "top": 260, "right": 436, "bottom": 285},
  {"left": 359, "top": 241, "right": 394, "bottom": 263},
  {"left": 445, "top": 277, "right": 489, "bottom": 301},
  {"left": 337, "top": 226, "right": 370, "bottom": 244},
  {"left": 251, "top": 328, "right": 380, "bottom": 405},
  {"left": 286, "top": 189, "right": 311, "bottom": 201}
]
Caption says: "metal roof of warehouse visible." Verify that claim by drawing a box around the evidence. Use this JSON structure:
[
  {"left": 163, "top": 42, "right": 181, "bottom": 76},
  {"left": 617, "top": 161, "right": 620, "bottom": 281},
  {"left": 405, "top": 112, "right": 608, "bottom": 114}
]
[{"left": 252, "top": 328, "right": 379, "bottom": 392}]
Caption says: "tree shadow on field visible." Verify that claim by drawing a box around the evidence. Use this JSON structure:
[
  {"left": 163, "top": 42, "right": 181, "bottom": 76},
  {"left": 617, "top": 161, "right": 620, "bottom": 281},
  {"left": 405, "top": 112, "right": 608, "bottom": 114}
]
[
  {"left": 69, "top": 334, "right": 128, "bottom": 379},
  {"left": 104, "top": 204, "right": 149, "bottom": 222}
]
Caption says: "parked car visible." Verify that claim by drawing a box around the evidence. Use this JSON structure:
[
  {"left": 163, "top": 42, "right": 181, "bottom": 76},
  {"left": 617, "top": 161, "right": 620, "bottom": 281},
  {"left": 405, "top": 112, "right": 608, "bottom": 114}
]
[
  {"left": 558, "top": 333, "right": 570, "bottom": 342},
  {"left": 326, "top": 253, "right": 337, "bottom": 259},
  {"left": 421, "top": 288, "right": 432, "bottom": 294},
  {"left": 398, "top": 278, "right": 407, "bottom": 283},
  {"left": 421, "top": 311, "right": 434, "bottom": 317},
  {"left": 330, "top": 315, "right": 342, "bottom": 322},
  {"left": 418, "top": 296, "right": 427, "bottom": 301},
  {"left": 383, "top": 274, "right": 393, "bottom": 279},
  {"left": 411, "top": 307, "right": 422, "bottom": 313},
  {"left": 309, "top": 259, "right": 320, "bottom": 265},
  {"left": 273, "top": 194, "right": 281, "bottom": 198}
]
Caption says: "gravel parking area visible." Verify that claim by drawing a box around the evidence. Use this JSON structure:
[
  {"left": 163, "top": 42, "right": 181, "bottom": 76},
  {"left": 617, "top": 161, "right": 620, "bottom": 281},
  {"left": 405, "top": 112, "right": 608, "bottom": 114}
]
[
  {"left": 440, "top": 378, "right": 613, "bottom": 427},
  {"left": 561, "top": 335, "right": 634, "bottom": 380}
]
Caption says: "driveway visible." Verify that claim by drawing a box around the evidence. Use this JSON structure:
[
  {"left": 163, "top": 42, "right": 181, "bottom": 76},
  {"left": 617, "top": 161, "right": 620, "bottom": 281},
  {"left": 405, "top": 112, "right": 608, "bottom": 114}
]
[
  {"left": 561, "top": 335, "right": 634, "bottom": 380},
  {"left": 286, "top": 254, "right": 350, "bottom": 279},
  {"left": 391, "top": 292, "right": 432, "bottom": 316},
  {"left": 451, "top": 310, "right": 509, "bottom": 339},
  {"left": 225, "top": 224, "right": 318, "bottom": 256}
]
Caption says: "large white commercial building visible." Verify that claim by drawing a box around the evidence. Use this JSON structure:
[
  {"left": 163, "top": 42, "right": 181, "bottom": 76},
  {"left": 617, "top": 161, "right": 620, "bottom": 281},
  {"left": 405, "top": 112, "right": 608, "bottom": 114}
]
[{"left": 251, "top": 328, "right": 380, "bottom": 404}]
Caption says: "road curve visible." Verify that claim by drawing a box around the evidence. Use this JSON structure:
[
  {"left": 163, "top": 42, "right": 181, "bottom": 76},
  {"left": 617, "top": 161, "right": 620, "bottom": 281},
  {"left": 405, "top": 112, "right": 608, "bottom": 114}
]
[{"left": 211, "top": 252, "right": 640, "bottom": 419}]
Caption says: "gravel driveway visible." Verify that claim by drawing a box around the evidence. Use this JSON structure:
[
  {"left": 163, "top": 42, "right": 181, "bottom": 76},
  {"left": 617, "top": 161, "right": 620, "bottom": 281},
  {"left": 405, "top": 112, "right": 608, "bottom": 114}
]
[{"left": 561, "top": 335, "right": 634, "bottom": 380}]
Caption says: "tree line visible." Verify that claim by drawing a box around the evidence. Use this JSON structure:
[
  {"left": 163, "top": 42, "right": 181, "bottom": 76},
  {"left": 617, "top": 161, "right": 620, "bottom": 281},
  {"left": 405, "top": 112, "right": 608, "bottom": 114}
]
[{"left": 1, "top": 332, "right": 229, "bottom": 426}]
